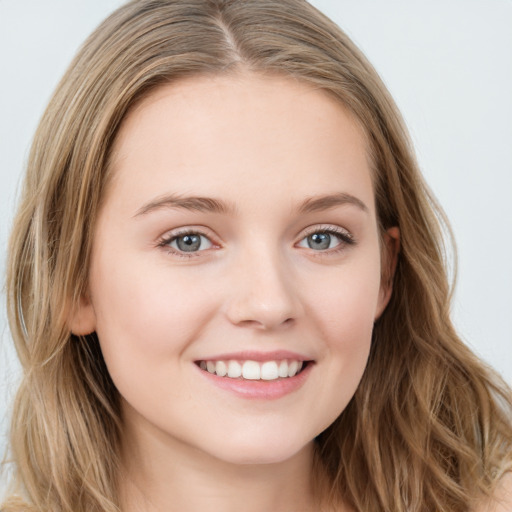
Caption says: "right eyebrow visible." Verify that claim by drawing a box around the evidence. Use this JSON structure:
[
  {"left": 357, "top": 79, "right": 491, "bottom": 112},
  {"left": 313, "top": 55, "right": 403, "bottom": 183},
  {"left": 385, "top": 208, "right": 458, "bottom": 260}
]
[
  {"left": 298, "top": 192, "right": 369, "bottom": 214},
  {"left": 134, "top": 194, "right": 235, "bottom": 217}
]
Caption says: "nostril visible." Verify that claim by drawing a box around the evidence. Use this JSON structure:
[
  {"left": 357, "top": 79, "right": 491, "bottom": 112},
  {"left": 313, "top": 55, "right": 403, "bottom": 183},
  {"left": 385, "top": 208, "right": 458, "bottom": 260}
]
[{"left": 233, "top": 316, "right": 295, "bottom": 330}]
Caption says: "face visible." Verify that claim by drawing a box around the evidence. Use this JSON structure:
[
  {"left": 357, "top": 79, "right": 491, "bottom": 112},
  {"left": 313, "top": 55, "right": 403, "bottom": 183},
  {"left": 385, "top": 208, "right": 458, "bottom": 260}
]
[{"left": 72, "top": 73, "right": 397, "bottom": 465}]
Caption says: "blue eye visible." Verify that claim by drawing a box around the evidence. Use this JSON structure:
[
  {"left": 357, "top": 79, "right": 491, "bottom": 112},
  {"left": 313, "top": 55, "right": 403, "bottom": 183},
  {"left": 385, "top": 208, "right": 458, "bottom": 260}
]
[
  {"left": 297, "top": 229, "right": 353, "bottom": 251},
  {"left": 167, "top": 233, "right": 213, "bottom": 253}
]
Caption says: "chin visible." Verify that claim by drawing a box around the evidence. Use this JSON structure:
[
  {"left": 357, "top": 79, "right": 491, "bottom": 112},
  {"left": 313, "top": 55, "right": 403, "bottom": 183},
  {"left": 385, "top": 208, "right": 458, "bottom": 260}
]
[{"left": 201, "top": 433, "right": 314, "bottom": 466}]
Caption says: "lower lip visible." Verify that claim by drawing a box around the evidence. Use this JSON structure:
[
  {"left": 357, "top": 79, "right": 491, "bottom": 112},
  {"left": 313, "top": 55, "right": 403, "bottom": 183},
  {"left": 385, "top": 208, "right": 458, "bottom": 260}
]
[{"left": 196, "top": 363, "right": 313, "bottom": 400}]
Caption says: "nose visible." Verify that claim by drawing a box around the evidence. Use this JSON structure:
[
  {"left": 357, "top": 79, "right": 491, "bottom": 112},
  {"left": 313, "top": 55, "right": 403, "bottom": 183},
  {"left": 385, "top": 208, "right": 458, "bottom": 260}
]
[{"left": 225, "top": 245, "right": 302, "bottom": 330}]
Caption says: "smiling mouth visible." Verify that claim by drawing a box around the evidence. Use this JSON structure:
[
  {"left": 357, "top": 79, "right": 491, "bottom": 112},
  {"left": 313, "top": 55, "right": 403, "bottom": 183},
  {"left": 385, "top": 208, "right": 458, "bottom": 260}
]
[{"left": 196, "top": 359, "right": 311, "bottom": 381}]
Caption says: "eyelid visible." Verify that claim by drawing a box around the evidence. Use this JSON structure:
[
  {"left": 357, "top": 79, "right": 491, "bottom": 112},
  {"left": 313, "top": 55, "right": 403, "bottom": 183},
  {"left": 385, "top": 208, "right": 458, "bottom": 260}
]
[
  {"left": 295, "top": 224, "right": 355, "bottom": 252},
  {"left": 298, "top": 224, "right": 354, "bottom": 240},
  {"left": 157, "top": 226, "right": 221, "bottom": 257},
  {"left": 155, "top": 223, "right": 355, "bottom": 258}
]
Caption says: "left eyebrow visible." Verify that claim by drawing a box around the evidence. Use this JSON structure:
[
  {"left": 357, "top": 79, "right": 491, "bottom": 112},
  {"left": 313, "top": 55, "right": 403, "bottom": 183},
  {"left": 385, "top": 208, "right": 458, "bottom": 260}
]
[
  {"left": 298, "top": 193, "right": 369, "bottom": 214},
  {"left": 134, "top": 193, "right": 235, "bottom": 217}
]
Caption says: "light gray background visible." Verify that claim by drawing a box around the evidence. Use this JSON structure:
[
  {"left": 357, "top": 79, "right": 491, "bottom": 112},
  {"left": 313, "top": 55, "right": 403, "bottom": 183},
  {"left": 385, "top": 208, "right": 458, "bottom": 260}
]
[{"left": 1, "top": 0, "right": 511, "bottom": 493}]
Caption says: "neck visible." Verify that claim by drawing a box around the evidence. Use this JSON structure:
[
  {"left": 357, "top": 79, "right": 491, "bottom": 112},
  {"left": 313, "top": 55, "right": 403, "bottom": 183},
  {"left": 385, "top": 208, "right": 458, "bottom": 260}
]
[{"left": 118, "top": 417, "right": 322, "bottom": 512}]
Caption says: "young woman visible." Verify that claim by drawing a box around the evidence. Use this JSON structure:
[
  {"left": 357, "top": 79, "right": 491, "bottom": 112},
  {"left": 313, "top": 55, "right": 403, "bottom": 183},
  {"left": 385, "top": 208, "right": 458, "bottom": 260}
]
[{"left": 2, "top": 1, "right": 511, "bottom": 511}]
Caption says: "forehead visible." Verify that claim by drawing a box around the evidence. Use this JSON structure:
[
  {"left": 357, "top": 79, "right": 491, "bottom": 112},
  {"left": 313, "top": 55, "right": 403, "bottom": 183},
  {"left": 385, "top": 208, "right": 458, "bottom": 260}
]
[{"left": 106, "top": 72, "right": 375, "bottom": 215}]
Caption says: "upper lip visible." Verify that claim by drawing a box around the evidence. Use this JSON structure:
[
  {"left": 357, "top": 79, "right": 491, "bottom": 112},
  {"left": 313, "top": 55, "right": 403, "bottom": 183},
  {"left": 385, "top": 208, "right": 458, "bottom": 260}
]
[{"left": 195, "top": 350, "right": 313, "bottom": 362}]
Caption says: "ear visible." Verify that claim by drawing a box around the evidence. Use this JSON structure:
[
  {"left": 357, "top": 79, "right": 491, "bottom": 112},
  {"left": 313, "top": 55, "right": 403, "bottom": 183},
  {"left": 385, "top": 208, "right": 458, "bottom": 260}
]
[
  {"left": 375, "top": 226, "right": 400, "bottom": 320},
  {"left": 68, "top": 293, "right": 97, "bottom": 336}
]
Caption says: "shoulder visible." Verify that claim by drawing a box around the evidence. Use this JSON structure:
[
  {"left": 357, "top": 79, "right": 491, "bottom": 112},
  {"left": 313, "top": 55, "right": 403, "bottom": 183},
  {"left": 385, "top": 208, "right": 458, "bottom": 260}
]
[{"left": 475, "top": 473, "right": 512, "bottom": 512}]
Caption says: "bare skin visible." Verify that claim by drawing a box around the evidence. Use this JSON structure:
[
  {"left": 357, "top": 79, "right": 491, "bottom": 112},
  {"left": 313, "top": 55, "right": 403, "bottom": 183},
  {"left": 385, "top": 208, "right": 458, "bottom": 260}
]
[
  {"left": 71, "top": 72, "right": 398, "bottom": 512},
  {"left": 119, "top": 419, "right": 319, "bottom": 512}
]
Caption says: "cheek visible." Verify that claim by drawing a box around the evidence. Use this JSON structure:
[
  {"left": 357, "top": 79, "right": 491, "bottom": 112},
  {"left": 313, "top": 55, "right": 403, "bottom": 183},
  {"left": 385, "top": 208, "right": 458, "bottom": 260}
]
[
  {"left": 89, "top": 255, "right": 219, "bottom": 378},
  {"left": 302, "top": 253, "right": 381, "bottom": 419},
  {"left": 307, "top": 253, "right": 382, "bottom": 342},
  {"left": 317, "top": 276, "right": 376, "bottom": 377}
]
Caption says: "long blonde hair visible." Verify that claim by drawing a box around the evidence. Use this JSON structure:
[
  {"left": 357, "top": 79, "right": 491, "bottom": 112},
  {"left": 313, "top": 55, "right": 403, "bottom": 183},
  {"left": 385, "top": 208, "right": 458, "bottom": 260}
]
[{"left": 3, "top": 1, "right": 512, "bottom": 510}]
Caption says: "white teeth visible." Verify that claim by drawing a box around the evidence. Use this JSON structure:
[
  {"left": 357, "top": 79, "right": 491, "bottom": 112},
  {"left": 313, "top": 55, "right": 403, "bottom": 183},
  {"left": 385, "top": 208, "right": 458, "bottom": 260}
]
[
  {"left": 227, "top": 360, "right": 242, "bottom": 378},
  {"left": 242, "top": 361, "right": 260, "bottom": 380},
  {"left": 215, "top": 360, "right": 227, "bottom": 377},
  {"left": 288, "top": 360, "right": 298, "bottom": 377},
  {"left": 199, "top": 359, "right": 306, "bottom": 380},
  {"left": 261, "top": 361, "right": 279, "bottom": 380},
  {"left": 278, "top": 360, "right": 289, "bottom": 378}
]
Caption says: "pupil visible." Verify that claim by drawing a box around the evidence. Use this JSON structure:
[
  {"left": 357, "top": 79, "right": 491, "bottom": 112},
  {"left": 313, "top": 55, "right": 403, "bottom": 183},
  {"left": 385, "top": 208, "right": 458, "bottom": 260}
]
[
  {"left": 177, "top": 234, "right": 201, "bottom": 252},
  {"left": 308, "top": 233, "right": 330, "bottom": 250}
]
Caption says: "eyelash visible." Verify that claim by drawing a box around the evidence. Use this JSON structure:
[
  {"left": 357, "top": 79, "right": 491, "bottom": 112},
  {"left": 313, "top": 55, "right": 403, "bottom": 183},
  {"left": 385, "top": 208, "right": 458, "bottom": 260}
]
[
  {"left": 157, "top": 228, "right": 216, "bottom": 259},
  {"left": 157, "top": 225, "right": 356, "bottom": 258},
  {"left": 298, "top": 225, "right": 355, "bottom": 255}
]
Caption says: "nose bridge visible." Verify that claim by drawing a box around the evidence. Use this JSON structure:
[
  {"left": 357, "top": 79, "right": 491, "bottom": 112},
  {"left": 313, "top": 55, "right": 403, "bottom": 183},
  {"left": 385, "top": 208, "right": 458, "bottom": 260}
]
[{"left": 225, "top": 238, "right": 301, "bottom": 329}]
